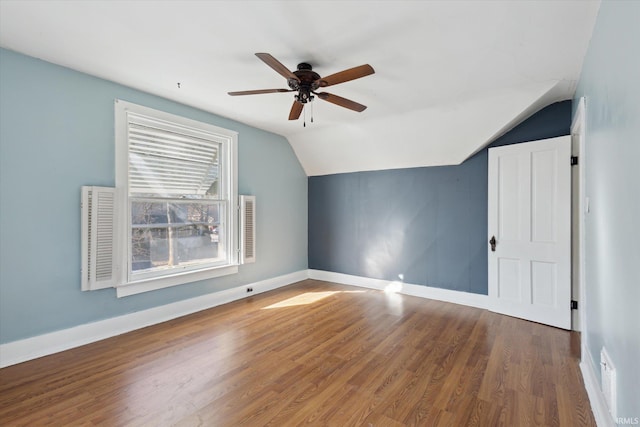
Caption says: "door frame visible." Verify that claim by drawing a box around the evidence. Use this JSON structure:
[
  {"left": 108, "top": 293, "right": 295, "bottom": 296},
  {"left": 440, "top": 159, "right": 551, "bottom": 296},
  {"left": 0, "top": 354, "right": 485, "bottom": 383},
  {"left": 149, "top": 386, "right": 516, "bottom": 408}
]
[{"left": 571, "top": 97, "right": 587, "bottom": 334}]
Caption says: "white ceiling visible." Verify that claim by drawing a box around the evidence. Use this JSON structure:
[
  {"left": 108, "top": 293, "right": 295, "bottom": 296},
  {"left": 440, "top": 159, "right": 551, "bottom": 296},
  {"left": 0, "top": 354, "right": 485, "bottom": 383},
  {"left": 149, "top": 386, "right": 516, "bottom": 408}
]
[{"left": 0, "top": 0, "right": 600, "bottom": 176}]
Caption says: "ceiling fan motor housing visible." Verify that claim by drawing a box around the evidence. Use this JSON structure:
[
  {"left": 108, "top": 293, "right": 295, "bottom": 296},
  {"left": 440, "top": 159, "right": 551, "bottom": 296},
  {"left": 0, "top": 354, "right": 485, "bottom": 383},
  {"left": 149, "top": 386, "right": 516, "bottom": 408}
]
[{"left": 288, "top": 63, "right": 321, "bottom": 103}]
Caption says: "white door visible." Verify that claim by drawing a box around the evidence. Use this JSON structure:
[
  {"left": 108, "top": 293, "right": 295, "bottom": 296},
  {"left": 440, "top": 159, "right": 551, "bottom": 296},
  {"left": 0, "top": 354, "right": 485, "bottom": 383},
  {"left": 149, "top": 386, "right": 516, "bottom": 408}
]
[{"left": 488, "top": 136, "right": 571, "bottom": 329}]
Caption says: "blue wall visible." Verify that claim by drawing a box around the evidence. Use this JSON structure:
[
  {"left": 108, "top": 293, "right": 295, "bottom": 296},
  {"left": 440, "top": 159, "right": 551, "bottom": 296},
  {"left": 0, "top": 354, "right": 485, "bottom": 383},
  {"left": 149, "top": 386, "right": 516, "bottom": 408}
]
[
  {"left": 574, "top": 0, "right": 640, "bottom": 421},
  {"left": 0, "top": 48, "right": 308, "bottom": 344},
  {"left": 309, "top": 101, "right": 571, "bottom": 294}
]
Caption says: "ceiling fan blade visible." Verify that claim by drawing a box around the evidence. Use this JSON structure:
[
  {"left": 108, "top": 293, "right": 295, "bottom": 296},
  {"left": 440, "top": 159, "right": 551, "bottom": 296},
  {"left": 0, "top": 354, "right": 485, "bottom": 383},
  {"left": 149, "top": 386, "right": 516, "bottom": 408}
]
[
  {"left": 255, "top": 53, "right": 300, "bottom": 82},
  {"left": 228, "top": 89, "right": 293, "bottom": 96},
  {"left": 316, "top": 92, "right": 367, "bottom": 112},
  {"left": 289, "top": 101, "right": 304, "bottom": 120},
  {"left": 316, "top": 64, "right": 375, "bottom": 87}
]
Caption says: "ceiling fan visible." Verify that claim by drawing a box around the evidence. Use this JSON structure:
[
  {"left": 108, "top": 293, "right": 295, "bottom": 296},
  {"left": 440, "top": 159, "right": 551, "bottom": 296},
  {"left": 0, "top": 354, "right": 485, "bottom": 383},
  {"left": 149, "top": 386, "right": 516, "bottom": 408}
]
[{"left": 228, "top": 53, "right": 375, "bottom": 121}]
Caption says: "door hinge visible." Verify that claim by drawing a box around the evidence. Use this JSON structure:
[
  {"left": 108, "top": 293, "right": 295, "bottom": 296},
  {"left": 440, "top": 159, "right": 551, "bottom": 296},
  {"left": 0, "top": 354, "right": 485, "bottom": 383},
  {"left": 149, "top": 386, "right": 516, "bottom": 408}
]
[
  {"left": 571, "top": 300, "right": 578, "bottom": 310},
  {"left": 571, "top": 156, "right": 579, "bottom": 166}
]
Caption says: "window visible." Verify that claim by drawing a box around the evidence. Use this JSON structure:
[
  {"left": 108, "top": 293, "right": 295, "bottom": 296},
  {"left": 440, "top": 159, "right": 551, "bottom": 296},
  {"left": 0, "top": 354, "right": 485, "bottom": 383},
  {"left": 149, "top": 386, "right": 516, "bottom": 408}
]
[{"left": 115, "top": 100, "right": 238, "bottom": 296}]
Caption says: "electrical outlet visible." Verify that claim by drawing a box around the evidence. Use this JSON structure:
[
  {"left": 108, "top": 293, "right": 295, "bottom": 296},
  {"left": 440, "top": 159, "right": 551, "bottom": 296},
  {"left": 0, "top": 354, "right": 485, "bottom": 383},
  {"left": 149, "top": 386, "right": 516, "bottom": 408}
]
[{"left": 246, "top": 287, "right": 253, "bottom": 293}]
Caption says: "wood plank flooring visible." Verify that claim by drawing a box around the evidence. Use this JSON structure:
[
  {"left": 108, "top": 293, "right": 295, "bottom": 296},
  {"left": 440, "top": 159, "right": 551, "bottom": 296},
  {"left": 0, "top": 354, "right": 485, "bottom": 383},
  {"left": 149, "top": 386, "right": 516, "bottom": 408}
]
[{"left": 0, "top": 280, "right": 595, "bottom": 426}]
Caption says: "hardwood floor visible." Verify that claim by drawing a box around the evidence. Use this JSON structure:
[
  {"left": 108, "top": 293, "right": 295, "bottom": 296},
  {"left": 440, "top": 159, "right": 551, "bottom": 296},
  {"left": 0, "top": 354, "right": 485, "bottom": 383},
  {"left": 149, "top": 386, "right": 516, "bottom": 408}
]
[{"left": 0, "top": 280, "right": 595, "bottom": 426}]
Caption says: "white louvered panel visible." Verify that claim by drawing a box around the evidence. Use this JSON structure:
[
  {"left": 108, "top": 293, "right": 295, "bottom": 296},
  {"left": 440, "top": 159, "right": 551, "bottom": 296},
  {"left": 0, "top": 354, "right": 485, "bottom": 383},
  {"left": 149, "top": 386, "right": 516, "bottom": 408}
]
[
  {"left": 244, "top": 203, "right": 254, "bottom": 258},
  {"left": 85, "top": 190, "right": 93, "bottom": 284},
  {"left": 82, "top": 186, "right": 117, "bottom": 291},
  {"left": 240, "top": 195, "right": 256, "bottom": 264},
  {"left": 95, "top": 191, "right": 114, "bottom": 281}
]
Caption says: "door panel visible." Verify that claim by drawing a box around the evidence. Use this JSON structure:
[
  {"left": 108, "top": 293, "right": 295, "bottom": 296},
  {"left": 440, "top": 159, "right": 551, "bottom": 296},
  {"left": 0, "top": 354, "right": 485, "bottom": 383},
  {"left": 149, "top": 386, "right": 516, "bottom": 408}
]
[
  {"left": 498, "top": 258, "right": 521, "bottom": 302},
  {"left": 531, "top": 149, "right": 557, "bottom": 242},
  {"left": 498, "top": 154, "right": 522, "bottom": 241},
  {"left": 531, "top": 261, "right": 557, "bottom": 307},
  {"left": 488, "top": 136, "right": 571, "bottom": 329}
]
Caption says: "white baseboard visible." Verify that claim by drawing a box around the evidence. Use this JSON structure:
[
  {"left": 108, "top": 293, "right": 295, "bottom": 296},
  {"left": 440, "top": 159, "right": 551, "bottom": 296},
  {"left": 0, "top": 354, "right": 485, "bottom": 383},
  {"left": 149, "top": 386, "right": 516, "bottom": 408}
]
[
  {"left": 0, "top": 270, "right": 308, "bottom": 368},
  {"left": 308, "top": 269, "right": 489, "bottom": 310},
  {"left": 580, "top": 343, "right": 615, "bottom": 427}
]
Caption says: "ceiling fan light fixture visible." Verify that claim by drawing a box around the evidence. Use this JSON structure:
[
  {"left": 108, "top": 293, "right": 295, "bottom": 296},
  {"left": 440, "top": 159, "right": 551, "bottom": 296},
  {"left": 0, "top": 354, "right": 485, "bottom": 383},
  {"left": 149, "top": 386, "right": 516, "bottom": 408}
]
[
  {"left": 287, "top": 78, "right": 300, "bottom": 90},
  {"left": 296, "top": 88, "right": 314, "bottom": 104}
]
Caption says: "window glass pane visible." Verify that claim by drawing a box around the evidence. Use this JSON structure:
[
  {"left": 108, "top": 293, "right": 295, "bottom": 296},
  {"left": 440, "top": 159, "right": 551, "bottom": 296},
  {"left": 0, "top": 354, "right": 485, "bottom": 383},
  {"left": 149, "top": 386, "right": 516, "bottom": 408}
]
[{"left": 131, "top": 201, "right": 223, "bottom": 272}]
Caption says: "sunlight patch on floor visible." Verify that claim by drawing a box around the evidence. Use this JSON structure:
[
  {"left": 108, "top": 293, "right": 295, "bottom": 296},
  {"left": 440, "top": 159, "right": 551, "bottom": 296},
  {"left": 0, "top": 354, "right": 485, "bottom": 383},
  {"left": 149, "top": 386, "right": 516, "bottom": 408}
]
[{"left": 262, "top": 290, "right": 364, "bottom": 309}]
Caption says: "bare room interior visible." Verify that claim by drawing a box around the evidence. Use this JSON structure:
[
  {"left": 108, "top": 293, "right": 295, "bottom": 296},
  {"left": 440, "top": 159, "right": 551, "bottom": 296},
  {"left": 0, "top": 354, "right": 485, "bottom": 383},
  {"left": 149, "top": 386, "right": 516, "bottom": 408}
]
[{"left": 0, "top": 1, "right": 638, "bottom": 426}]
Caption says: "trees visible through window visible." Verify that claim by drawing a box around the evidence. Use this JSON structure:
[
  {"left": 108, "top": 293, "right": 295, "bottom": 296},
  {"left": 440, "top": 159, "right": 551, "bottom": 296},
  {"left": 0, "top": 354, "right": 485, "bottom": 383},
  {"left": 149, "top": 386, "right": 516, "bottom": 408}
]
[{"left": 130, "top": 201, "right": 223, "bottom": 271}]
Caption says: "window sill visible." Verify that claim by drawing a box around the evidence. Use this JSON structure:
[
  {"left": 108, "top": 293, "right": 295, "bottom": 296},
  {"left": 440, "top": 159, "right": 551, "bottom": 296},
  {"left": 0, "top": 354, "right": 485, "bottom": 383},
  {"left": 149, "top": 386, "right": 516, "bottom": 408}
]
[{"left": 116, "top": 264, "right": 239, "bottom": 298}]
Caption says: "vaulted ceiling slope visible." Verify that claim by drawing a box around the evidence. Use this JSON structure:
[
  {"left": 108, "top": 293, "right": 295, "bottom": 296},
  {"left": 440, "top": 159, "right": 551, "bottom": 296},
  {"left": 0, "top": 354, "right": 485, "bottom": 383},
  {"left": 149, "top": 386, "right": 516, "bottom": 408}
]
[{"left": 0, "top": 1, "right": 600, "bottom": 176}]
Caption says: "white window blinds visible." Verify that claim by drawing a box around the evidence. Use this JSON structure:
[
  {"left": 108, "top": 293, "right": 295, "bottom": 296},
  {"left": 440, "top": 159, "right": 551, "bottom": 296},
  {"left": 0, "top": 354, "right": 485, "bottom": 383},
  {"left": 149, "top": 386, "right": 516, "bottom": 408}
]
[{"left": 127, "top": 114, "right": 222, "bottom": 197}]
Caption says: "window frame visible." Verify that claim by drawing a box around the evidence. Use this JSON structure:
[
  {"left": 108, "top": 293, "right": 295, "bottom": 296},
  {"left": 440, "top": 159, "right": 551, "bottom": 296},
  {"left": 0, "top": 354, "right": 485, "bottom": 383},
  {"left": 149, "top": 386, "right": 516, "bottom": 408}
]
[{"left": 115, "top": 100, "right": 238, "bottom": 297}]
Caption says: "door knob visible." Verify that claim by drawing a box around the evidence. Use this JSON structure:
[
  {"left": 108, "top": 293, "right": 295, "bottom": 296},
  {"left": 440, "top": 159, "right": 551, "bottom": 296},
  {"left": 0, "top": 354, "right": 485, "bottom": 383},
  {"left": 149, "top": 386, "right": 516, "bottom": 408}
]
[{"left": 489, "top": 236, "right": 496, "bottom": 252}]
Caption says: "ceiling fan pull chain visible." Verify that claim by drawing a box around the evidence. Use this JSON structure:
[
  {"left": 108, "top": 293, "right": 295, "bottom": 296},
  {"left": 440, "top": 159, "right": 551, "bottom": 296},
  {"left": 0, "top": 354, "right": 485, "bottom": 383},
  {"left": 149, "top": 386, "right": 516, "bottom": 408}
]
[
  {"left": 303, "top": 104, "right": 306, "bottom": 127},
  {"left": 311, "top": 101, "right": 314, "bottom": 123}
]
